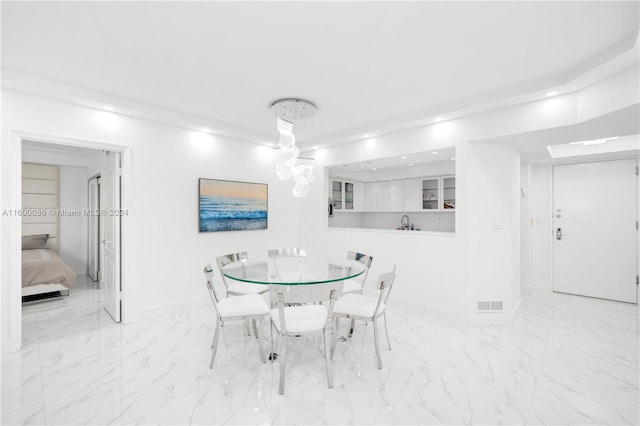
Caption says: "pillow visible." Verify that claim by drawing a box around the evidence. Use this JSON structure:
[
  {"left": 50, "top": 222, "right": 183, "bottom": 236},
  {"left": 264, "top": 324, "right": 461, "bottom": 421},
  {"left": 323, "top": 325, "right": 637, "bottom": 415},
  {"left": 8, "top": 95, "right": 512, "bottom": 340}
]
[{"left": 22, "top": 234, "right": 49, "bottom": 250}]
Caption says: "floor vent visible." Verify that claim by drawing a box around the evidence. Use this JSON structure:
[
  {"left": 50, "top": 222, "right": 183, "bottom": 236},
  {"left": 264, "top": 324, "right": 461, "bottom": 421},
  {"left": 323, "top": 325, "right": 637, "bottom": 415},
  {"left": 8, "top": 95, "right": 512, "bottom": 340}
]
[{"left": 476, "top": 300, "right": 504, "bottom": 312}]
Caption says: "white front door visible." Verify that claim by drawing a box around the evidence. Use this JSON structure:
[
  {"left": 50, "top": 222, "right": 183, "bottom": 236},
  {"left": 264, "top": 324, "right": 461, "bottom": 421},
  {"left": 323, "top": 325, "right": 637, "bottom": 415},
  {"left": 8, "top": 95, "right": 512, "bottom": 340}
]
[
  {"left": 553, "top": 159, "right": 637, "bottom": 303},
  {"left": 101, "top": 153, "right": 121, "bottom": 322}
]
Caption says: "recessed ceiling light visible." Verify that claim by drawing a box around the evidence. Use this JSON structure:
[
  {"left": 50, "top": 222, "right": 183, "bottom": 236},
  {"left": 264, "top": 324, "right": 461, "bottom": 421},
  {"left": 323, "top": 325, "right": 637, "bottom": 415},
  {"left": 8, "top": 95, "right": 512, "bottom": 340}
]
[
  {"left": 363, "top": 133, "right": 371, "bottom": 138},
  {"left": 450, "top": 157, "right": 456, "bottom": 160},
  {"left": 569, "top": 138, "right": 608, "bottom": 146},
  {"left": 434, "top": 117, "right": 443, "bottom": 122},
  {"left": 103, "top": 105, "right": 115, "bottom": 112},
  {"left": 545, "top": 90, "right": 558, "bottom": 97},
  {"left": 582, "top": 139, "right": 606, "bottom": 146},
  {"left": 432, "top": 151, "right": 438, "bottom": 154},
  {"left": 313, "top": 146, "right": 319, "bottom": 149},
  {"left": 409, "top": 163, "right": 414, "bottom": 166},
  {"left": 401, "top": 156, "right": 407, "bottom": 159},
  {"left": 372, "top": 168, "right": 377, "bottom": 171}
]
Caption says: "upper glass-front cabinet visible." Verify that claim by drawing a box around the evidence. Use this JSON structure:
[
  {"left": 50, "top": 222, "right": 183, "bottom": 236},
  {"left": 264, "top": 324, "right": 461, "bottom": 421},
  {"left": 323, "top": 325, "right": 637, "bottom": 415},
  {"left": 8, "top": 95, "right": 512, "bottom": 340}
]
[
  {"left": 443, "top": 176, "right": 455, "bottom": 210},
  {"left": 344, "top": 182, "right": 354, "bottom": 210},
  {"left": 330, "top": 179, "right": 362, "bottom": 211},
  {"left": 331, "top": 180, "right": 343, "bottom": 210},
  {"left": 420, "top": 176, "right": 455, "bottom": 211},
  {"left": 421, "top": 178, "right": 439, "bottom": 210}
]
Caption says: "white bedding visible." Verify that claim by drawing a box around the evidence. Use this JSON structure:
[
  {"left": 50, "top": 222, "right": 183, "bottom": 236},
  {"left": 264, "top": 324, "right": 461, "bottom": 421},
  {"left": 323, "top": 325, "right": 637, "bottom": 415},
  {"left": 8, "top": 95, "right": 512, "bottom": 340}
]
[{"left": 22, "top": 249, "right": 76, "bottom": 289}]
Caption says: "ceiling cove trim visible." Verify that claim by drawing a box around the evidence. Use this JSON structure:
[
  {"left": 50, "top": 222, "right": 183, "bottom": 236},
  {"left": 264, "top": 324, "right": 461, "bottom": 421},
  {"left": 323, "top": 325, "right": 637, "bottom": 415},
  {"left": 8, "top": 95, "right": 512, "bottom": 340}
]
[
  {"left": 2, "top": 35, "right": 637, "bottom": 152},
  {"left": 1, "top": 68, "right": 276, "bottom": 146}
]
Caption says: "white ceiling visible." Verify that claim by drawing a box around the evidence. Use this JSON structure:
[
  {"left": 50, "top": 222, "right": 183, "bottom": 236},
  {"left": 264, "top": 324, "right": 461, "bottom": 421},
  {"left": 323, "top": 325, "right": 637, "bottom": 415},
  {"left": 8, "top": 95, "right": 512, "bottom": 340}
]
[
  {"left": 2, "top": 1, "right": 638, "bottom": 147},
  {"left": 486, "top": 104, "right": 640, "bottom": 163}
]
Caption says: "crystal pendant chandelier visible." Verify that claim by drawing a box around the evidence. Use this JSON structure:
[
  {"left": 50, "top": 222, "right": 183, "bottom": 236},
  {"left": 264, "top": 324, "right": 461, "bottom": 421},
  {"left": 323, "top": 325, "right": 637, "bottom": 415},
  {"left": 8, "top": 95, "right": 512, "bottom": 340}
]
[{"left": 270, "top": 98, "right": 316, "bottom": 197}]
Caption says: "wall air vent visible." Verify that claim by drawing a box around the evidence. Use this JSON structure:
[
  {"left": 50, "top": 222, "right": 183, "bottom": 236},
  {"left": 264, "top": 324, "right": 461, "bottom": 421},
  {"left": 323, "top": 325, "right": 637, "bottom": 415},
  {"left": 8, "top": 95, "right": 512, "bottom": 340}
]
[{"left": 476, "top": 300, "right": 504, "bottom": 312}]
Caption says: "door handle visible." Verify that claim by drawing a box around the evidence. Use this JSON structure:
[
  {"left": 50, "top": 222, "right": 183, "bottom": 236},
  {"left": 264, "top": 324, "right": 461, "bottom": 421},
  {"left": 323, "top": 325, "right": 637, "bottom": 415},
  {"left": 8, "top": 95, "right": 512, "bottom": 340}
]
[{"left": 556, "top": 228, "right": 562, "bottom": 240}]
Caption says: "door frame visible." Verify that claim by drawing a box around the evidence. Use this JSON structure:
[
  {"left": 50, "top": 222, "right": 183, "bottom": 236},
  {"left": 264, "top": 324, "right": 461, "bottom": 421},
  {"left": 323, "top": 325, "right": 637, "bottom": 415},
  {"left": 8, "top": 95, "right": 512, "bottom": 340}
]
[
  {"left": 6, "top": 130, "right": 132, "bottom": 352},
  {"left": 550, "top": 157, "right": 639, "bottom": 301}
]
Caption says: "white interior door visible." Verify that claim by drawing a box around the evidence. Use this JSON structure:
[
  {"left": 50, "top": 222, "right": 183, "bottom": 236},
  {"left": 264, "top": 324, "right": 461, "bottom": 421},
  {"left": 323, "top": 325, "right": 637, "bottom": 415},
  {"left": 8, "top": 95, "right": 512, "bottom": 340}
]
[
  {"left": 553, "top": 159, "right": 637, "bottom": 303},
  {"left": 87, "top": 176, "right": 100, "bottom": 282},
  {"left": 101, "top": 153, "right": 121, "bottom": 322}
]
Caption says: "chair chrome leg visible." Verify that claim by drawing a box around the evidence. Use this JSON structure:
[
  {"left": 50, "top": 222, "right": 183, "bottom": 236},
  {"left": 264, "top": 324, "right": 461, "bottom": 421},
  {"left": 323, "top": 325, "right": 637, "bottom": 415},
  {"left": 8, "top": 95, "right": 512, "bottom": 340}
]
[
  {"left": 210, "top": 319, "right": 221, "bottom": 369},
  {"left": 254, "top": 319, "right": 266, "bottom": 363},
  {"left": 324, "top": 329, "right": 334, "bottom": 389},
  {"left": 383, "top": 312, "right": 392, "bottom": 350},
  {"left": 331, "top": 317, "right": 340, "bottom": 359},
  {"left": 270, "top": 320, "right": 275, "bottom": 362},
  {"left": 373, "top": 319, "right": 382, "bottom": 369},
  {"left": 278, "top": 333, "right": 287, "bottom": 395},
  {"left": 348, "top": 318, "right": 355, "bottom": 337}
]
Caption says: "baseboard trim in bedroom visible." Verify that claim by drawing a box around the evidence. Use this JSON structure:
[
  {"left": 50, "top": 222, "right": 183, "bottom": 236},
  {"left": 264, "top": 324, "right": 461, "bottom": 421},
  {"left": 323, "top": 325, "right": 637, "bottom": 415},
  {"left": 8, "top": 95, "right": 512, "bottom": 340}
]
[{"left": 131, "top": 295, "right": 211, "bottom": 323}]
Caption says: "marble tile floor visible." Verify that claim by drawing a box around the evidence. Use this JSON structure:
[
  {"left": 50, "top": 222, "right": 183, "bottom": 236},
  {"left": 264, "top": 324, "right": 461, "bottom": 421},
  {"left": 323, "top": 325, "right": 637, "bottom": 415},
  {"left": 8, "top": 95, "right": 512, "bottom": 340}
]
[{"left": 2, "top": 277, "right": 638, "bottom": 425}]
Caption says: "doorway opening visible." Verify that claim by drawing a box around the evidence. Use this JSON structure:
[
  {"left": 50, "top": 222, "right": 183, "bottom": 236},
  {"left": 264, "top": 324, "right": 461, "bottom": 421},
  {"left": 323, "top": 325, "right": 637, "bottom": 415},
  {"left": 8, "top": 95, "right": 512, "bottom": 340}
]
[{"left": 6, "top": 131, "right": 130, "bottom": 352}]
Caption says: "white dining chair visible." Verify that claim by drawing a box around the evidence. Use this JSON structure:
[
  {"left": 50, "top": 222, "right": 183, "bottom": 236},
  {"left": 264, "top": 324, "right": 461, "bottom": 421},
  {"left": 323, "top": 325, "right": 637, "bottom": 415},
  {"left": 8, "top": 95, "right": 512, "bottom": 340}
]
[
  {"left": 203, "top": 263, "right": 269, "bottom": 369},
  {"left": 267, "top": 248, "right": 307, "bottom": 282},
  {"left": 331, "top": 265, "right": 397, "bottom": 369},
  {"left": 342, "top": 251, "right": 374, "bottom": 295},
  {"left": 216, "top": 252, "right": 268, "bottom": 296},
  {"left": 342, "top": 251, "right": 374, "bottom": 337},
  {"left": 269, "top": 280, "right": 342, "bottom": 395}
]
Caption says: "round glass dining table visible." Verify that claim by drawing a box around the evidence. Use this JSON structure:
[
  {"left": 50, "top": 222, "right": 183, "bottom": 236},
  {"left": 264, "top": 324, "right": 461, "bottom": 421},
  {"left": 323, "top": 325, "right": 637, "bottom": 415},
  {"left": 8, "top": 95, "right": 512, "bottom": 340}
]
[{"left": 221, "top": 256, "right": 366, "bottom": 285}]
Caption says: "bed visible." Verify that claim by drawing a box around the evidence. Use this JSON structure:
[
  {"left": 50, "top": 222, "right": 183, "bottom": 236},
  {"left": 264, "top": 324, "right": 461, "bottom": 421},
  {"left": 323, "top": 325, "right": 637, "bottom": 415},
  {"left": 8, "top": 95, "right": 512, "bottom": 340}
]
[{"left": 22, "top": 234, "right": 76, "bottom": 298}]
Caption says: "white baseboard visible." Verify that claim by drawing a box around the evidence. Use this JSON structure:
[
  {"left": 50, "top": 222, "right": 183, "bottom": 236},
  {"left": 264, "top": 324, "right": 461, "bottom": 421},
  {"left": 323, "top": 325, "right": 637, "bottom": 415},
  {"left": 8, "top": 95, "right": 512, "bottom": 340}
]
[
  {"left": 130, "top": 295, "right": 210, "bottom": 323},
  {"left": 379, "top": 292, "right": 470, "bottom": 325},
  {"left": 375, "top": 292, "right": 523, "bottom": 326}
]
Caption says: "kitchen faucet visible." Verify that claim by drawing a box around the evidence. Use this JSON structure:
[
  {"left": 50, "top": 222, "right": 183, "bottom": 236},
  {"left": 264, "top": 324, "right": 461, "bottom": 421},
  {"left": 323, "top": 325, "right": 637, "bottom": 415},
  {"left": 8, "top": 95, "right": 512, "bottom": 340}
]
[{"left": 400, "top": 214, "right": 410, "bottom": 230}]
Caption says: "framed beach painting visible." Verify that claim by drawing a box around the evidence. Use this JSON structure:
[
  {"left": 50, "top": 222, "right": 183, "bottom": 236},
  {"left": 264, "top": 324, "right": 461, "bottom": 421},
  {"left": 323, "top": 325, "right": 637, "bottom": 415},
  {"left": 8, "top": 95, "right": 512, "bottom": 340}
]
[{"left": 199, "top": 178, "right": 268, "bottom": 232}]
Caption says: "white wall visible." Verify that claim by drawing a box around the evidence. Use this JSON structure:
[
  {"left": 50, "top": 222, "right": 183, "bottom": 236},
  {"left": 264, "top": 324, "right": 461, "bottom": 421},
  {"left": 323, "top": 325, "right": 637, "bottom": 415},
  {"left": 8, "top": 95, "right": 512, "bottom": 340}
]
[
  {"left": 2, "top": 89, "right": 303, "bottom": 347},
  {"left": 530, "top": 165, "right": 552, "bottom": 292},
  {"left": 58, "top": 166, "right": 89, "bottom": 275},
  {"left": 466, "top": 142, "right": 521, "bottom": 317},
  {"left": 520, "top": 163, "right": 532, "bottom": 290}
]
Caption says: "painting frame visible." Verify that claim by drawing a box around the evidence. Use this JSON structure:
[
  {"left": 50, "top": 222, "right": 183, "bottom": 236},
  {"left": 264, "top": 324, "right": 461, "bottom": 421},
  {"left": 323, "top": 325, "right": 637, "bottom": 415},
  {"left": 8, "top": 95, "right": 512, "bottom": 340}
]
[{"left": 198, "top": 178, "right": 269, "bottom": 233}]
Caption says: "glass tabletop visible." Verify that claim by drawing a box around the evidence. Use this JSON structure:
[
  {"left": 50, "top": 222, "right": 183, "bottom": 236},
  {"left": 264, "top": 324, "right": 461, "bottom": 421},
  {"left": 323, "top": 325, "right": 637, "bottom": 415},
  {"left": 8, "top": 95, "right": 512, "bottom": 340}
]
[{"left": 221, "top": 257, "right": 366, "bottom": 285}]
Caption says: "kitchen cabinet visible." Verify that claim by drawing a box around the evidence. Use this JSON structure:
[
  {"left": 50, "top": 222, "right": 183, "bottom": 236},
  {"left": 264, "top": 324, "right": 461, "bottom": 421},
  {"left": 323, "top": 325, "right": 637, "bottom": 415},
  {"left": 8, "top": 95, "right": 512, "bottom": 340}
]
[
  {"left": 403, "top": 179, "right": 420, "bottom": 211},
  {"left": 389, "top": 181, "right": 404, "bottom": 211},
  {"left": 421, "top": 178, "right": 439, "bottom": 210},
  {"left": 333, "top": 175, "right": 454, "bottom": 213},
  {"left": 365, "top": 182, "right": 377, "bottom": 211},
  {"left": 331, "top": 180, "right": 343, "bottom": 210},
  {"left": 344, "top": 181, "right": 354, "bottom": 210},
  {"left": 420, "top": 176, "right": 456, "bottom": 211},
  {"left": 443, "top": 176, "right": 455, "bottom": 210},
  {"left": 375, "top": 181, "right": 389, "bottom": 211},
  {"left": 330, "top": 179, "right": 364, "bottom": 211},
  {"left": 353, "top": 182, "right": 365, "bottom": 211}
]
